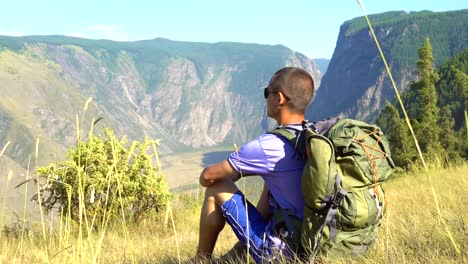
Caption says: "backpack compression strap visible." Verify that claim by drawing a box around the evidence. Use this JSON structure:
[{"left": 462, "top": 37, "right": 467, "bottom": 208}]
[{"left": 310, "top": 174, "right": 347, "bottom": 260}]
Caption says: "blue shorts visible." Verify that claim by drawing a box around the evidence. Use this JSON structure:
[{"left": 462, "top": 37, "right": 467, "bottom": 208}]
[{"left": 220, "top": 191, "right": 293, "bottom": 263}]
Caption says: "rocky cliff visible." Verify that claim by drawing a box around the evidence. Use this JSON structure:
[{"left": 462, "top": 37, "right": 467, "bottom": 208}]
[
  {"left": 307, "top": 10, "right": 468, "bottom": 122},
  {"left": 0, "top": 36, "right": 321, "bottom": 169}
]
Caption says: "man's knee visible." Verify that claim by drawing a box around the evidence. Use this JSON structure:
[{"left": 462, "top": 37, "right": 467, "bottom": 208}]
[{"left": 205, "top": 178, "right": 239, "bottom": 206}]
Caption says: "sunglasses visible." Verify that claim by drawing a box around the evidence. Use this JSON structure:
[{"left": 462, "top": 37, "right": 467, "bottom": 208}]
[{"left": 263, "top": 87, "right": 290, "bottom": 100}]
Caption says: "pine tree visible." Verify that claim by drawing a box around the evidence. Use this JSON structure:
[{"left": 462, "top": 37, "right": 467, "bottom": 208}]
[
  {"left": 438, "top": 106, "right": 459, "bottom": 161},
  {"left": 376, "top": 101, "right": 416, "bottom": 168},
  {"left": 436, "top": 50, "right": 468, "bottom": 130},
  {"left": 407, "top": 37, "right": 442, "bottom": 156},
  {"left": 436, "top": 50, "right": 468, "bottom": 160},
  {"left": 376, "top": 46, "right": 468, "bottom": 168}
]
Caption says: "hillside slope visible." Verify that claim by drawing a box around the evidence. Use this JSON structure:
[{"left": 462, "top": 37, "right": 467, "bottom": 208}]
[{"left": 0, "top": 36, "right": 321, "bottom": 170}]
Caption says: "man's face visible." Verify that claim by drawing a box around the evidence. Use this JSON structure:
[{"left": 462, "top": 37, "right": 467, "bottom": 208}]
[{"left": 265, "top": 75, "right": 279, "bottom": 118}]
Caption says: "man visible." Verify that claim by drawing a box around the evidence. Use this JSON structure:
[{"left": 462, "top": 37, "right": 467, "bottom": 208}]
[{"left": 194, "top": 67, "right": 314, "bottom": 263}]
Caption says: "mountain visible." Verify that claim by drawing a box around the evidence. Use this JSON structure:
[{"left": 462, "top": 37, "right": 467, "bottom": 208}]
[
  {"left": 0, "top": 36, "right": 321, "bottom": 170},
  {"left": 312, "top": 58, "right": 330, "bottom": 76},
  {"left": 307, "top": 10, "right": 468, "bottom": 122}
]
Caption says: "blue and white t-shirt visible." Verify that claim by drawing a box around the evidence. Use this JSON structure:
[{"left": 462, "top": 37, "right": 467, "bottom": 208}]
[{"left": 228, "top": 128, "right": 304, "bottom": 219}]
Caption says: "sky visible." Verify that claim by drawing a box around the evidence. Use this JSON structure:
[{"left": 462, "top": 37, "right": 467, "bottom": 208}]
[{"left": 0, "top": 0, "right": 466, "bottom": 59}]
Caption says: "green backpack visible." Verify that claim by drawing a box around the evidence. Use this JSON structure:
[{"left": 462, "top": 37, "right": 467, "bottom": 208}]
[{"left": 269, "top": 117, "right": 395, "bottom": 260}]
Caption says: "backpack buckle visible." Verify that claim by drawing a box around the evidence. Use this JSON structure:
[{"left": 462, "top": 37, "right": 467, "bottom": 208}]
[
  {"left": 301, "top": 120, "right": 312, "bottom": 129},
  {"left": 331, "top": 190, "right": 347, "bottom": 209}
]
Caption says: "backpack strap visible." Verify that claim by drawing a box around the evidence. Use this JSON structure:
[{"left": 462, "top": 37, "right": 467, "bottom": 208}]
[
  {"left": 269, "top": 193, "right": 302, "bottom": 252},
  {"left": 269, "top": 118, "right": 348, "bottom": 260},
  {"left": 266, "top": 124, "right": 306, "bottom": 251},
  {"left": 310, "top": 173, "right": 347, "bottom": 260},
  {"left": 268, "top": 124, "right": 307, "bottom": 159}
]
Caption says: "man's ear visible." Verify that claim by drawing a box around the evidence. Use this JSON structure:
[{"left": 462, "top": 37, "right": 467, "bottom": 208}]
[{"left": 278, "top": 92, "right": 288, "bottom": 105}]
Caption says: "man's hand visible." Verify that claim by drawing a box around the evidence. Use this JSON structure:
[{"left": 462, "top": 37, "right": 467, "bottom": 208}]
[{"left": 199, "top": 160, "right": 241, "bottom": 187}]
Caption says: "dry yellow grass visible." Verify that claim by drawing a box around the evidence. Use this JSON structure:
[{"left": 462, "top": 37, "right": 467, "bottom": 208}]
[{"left": 1, "top": 159, "right": 467, "bottom": 263}]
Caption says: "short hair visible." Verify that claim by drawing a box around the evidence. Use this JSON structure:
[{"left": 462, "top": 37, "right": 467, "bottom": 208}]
[{"left": 270, "top": 67, "right": 314, "bottom": 114}]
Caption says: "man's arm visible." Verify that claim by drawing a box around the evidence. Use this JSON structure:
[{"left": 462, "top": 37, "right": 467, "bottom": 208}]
[
  {"left": 199, "top": 159, "right": 242, "bottom": 187},
  {"left": 256, "top": 182, "right": 271, "bottom": 220}
]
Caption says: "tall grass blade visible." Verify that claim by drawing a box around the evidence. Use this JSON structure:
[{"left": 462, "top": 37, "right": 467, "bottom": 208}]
[
  {"left": 355, "top": 0, "right": 461, "bottom": 255},
  {"left": 151, "top": 140, "right": 162, "bottom": 170},
  {"left": 168, "top": 202, "right": 181, "bottom": 264},
  {"left": 76, "top": 114, "right": 80, "bottom": 142},
  {"left": 16, "top": 155, "right": 31, "bottom": 259},
  {"left": 75, "top": 111, "right": 84, "bottom": 261},
  {"left": 83, "top": 97, "right": 93, "bottom": 112},
  {"left": 92, "top": 211, "right": 112, "bottom": 264},
  {"left": 109, "top": 135, "right": 129, "bottom": 240},
  {"left": 355, "top": 0, "right": 426, "bottom": 168},
  {"left": 89, "top": 118, "right": 96, "bottom": 141},
  {"left": 0, "top": 141, "right": 11, "bottom": 229},
  {"left": 1, "top": 170, "right": 13, "bottom": 227},
  {"left": 234, "top": 143, "right": 250, "bottom": 264},
  {"left": 76, "top": 99, "right": 99, "bottom": 261},
  {"left": 465, "top": 110, "right": 468, "bottom": 138},
  {"left": 0, "top": 141, "right": 10, "bottom": 157},
  {"left": 34, "top": 138, "right": 50, "bottom": 262},
  {"left": 164, "top": 204, "right": 170, "bottom": 228},
  {"left": 59, "top": 208, "right": 64, "bottom": 250},
  {"left": 81, "top": 97, "right": 93, "bottom": 139}
]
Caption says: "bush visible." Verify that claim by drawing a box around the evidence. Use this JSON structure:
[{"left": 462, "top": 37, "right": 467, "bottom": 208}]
[{"left": 33, "top": 128, "right": 171, "bottom": 225}]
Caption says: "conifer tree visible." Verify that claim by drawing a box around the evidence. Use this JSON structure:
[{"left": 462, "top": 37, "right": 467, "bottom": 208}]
[
  {"left": 376, "top": 45, "right": 468, "bottom": 168},
  {"left": 436, "top": 50, "right": 468, "bottom": 130},
  {"left": 407, "top": 37, "right": 442, "bottom": 156},
  {"left": 438, "top": 106, "right": 459, "bottom": 161},
  {"left": 376, "top": 101, "right": 416, "bottom": 167},
  {"left": 436, "top": 50, "right": 468, "bottom": 160}
]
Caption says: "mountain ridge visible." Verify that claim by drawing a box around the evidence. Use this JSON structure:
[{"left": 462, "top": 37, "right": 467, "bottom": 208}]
[
  {"left": 307, "top": 9, "right": 467, "bottom": 121},
  {"left": 0, "top": 36, "right": 321, "bottom": 171},
  {"left": 1, "top": 9, "right": 466, "bottom": 173}
]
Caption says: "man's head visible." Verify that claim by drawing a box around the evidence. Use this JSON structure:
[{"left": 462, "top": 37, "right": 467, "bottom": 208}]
[{"left": 265, "top": 67, "right": 314, "bottom": 118}]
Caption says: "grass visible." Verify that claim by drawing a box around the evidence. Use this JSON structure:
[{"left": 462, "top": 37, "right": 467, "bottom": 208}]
[
  {"left": 1, "top": 100, "right": 467, "bottom": 264},
  {"left": 0, "top": 69, "right": 465, "bottom": 264},
  {"left": 1, "top": 145, "right": 467, "bottom": 263}
]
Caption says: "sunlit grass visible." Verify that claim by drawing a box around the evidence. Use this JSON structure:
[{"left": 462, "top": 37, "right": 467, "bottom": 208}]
[{"left": 1, "top": 158, "right": 466, "bottom": 263}]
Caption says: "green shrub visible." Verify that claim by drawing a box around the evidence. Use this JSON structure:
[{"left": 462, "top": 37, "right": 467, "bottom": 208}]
[{"left": 33, "top": 128, "right": 171, "bottom": 224}]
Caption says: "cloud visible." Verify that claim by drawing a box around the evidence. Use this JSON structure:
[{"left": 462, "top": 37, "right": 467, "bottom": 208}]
[{"left": 0, "top": 28, "right": 25, "bottom": 37}]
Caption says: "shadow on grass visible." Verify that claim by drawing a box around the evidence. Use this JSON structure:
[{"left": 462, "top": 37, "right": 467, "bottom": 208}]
[
  {"left": 158, "top": 256, "right": 182, "bottom": 264},
  {"left": 170, "top": 183, "right": 199, "bottom": 193},
  {"left": 202, "top": 150, "right": 264, "bottom": 202},
  {"left": 201, "top": 151, "right": 232, "bottom": 167}
]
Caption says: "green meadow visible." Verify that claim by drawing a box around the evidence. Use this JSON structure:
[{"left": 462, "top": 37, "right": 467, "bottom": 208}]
[{"left": 0, "top": 140, "right": 466, "bottom": 263}]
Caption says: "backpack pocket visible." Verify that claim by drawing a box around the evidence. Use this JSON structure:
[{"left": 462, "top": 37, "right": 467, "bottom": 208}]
[
  {"left": 337, "top": 185, "right": 385, "bottom": 231},
  {"left": 319, "top": 224, "right": 379, "bottom": 258},
  {"left": 329, "top": 119, "right": 395, "bottom": 185}
]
